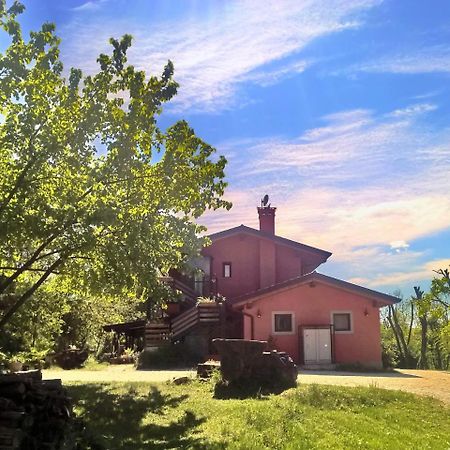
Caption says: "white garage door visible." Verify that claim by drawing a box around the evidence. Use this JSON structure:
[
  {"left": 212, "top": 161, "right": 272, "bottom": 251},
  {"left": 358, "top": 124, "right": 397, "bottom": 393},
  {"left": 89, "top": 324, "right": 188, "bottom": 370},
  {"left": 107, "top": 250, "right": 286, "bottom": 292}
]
[{"left": 303, "top": 328, "right": 332, "bottom": 364}]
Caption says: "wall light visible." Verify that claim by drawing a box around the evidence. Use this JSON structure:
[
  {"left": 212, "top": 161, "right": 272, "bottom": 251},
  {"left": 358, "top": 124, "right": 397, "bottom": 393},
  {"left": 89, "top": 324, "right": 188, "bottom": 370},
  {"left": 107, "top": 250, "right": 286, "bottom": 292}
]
[
  {"left": 364, "top": 308, "right": 369, "bottom": 317},
  {"left": 257, "top": 309, "right": 262, "bottom": 318}
]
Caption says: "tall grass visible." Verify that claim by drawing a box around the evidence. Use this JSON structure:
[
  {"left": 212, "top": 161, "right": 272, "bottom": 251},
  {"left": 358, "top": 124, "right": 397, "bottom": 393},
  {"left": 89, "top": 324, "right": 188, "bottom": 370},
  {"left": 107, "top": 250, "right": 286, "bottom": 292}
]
[{"left": 67, "top": 380, "right": 450, "bottom": 449}]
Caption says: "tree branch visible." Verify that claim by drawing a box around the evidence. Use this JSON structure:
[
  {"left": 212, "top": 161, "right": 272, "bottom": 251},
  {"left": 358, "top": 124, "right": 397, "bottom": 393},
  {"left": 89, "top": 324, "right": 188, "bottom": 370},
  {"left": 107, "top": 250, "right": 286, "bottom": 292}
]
[
  {"left": 0, "top": 257, "right": 64, "bottom": 330},
  {"left": 0, "top": 266, "right": 61, "bottom": 274}
]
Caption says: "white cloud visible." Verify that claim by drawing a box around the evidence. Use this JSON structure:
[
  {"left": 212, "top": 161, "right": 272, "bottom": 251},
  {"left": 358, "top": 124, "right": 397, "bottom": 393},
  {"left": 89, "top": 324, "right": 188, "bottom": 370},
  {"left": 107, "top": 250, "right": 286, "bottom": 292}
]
[
  {"left": 72, "top": 0, "right": 108, "bottom": 12},
  {"left": 390, "top": 240, "right": 409, "bottom": 252},
  {"left": 62, "top": 0, "right": 381, "bottom": 111},
  {"left": 242, "top": 59, "right": 314, "bottom": 87},
  {"left": 389, "top": 103, "right": 438, "bottom": 118},
  {"left": 359, "top": 258, "right": 450, "bottom": 288},
  {"left": 355, "top": 45, "right": 450, "bottom": 75},
  {"left": 201, "top": 102, "right": 450, "bottom": 293},
  {"left": 230, "top": 102, "right": 444, "bottom": 185}
]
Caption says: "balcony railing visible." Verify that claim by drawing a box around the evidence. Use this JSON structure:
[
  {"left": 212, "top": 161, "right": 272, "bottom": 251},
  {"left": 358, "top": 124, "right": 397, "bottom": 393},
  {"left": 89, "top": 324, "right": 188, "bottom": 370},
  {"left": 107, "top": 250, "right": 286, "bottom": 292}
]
[{"left": 164, "top": 270, "right": 218, "bottom": 300}]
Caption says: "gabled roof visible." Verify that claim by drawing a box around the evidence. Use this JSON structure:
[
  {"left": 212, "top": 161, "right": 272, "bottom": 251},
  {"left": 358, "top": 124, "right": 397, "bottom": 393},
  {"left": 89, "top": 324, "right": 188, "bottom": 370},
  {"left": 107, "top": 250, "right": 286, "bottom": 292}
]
[
  {"left": 232, "top": 271, "right": 401, "bottom": 307},
  {"left": 207, "top": 225, "right": 332, "bottom": 260}
]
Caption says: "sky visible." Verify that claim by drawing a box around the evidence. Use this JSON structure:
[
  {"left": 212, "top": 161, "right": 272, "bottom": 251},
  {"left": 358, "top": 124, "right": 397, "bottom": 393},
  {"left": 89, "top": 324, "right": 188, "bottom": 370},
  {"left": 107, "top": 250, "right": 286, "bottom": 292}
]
[{"left": 8, "top": 0, "right": 450, "bottom": 297}]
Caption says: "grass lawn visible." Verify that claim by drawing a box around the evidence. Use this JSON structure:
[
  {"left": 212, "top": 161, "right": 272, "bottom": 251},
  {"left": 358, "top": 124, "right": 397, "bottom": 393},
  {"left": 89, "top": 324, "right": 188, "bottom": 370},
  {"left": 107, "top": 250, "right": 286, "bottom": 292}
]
[{"left": 66, "top": 379, "right": 450, "bottom": 450}]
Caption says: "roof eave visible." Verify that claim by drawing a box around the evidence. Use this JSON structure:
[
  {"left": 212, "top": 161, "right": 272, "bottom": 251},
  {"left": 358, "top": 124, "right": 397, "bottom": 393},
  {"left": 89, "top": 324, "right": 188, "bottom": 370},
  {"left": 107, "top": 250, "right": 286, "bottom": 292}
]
[{"left": 232, "top": 272, "right": 401, "bottom": 308}]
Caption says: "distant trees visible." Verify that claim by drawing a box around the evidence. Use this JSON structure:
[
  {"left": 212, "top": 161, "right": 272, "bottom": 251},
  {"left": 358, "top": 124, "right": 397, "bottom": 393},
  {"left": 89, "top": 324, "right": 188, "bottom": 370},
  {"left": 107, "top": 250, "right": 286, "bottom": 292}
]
[
  {"left": 382, "top": 267, "right": 450, "bottom": 369},
  {"left": 0, "top": 0, "right": 231, "bottom": 347}
]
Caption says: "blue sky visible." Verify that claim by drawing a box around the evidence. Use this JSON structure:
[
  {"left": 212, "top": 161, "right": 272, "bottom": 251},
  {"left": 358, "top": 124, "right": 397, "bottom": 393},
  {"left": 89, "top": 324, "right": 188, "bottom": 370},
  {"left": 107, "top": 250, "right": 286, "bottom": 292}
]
[{"left": 10, "top": 0, "right": 450, "bottom": 296}]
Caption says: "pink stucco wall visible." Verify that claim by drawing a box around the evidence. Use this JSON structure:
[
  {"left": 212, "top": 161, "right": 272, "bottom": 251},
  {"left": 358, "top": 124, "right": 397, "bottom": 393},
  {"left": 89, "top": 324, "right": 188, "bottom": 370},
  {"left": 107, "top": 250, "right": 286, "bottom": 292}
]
[
  {"left": 203, "top": 234, "right": 261, "bottom": 300},
  {"left": 202, "top": 232, "right": 325, "bottom": 302},
  {"left": 240, "top": 281, "right": 383, "bottom": 367}
]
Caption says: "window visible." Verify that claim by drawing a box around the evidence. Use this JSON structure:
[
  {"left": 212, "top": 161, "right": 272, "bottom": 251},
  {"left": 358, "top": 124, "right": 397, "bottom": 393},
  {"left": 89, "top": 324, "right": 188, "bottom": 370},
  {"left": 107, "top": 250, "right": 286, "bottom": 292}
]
[
  {"left": 273, "top": 312, "right": 294, "bottom": 334},
  {"left": 223, "top": 262, "right": 232, "bottom": 278},
  {"left": 332, "top": 312, "right": 352, "bottom": 332}
]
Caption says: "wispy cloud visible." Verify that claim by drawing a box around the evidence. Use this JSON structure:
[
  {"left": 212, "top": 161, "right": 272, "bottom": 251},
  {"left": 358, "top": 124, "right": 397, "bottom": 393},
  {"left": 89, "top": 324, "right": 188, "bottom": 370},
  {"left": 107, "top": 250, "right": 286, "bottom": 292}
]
[
  {"left": 230, "top": 102, "right": 445, "bottom": 185},
  {"left": 62, "top": 0, "right": 381, "bottom": 111},
  {"left": 201, "top": 102, "right": 450, "bottom": 292},
  {"left": 72, "top": 0, "right": 109, "bottom": 12},
  {"left": 354, "top": 258, "right": 450, "bottom": 288},
  {"left": 389, "top": 103, "right": 438, "bottom": 117},
  {"left": 242, "top": 59, "right": 314, "bottom": 88},
  {"left": 355, "top": 45, "right": 450, "bottom": 75}
]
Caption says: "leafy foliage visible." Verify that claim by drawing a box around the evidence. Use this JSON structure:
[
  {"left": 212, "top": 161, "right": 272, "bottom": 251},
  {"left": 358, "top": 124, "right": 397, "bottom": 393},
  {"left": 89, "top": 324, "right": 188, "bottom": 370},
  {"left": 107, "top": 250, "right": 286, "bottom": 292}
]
[
  {"left": 0, "top": 1, "right": 231, "bottom": 346},
  {"left": 382, "top": 267, "right": 450, "bottom": 369}
]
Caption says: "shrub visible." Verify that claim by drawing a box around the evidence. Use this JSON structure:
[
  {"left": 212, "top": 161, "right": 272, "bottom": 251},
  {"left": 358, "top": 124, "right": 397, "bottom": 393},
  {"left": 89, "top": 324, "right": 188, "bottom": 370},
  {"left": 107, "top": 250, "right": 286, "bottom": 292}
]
[{"left": 137, "top": 343, "right": 203, "bottom": 369}]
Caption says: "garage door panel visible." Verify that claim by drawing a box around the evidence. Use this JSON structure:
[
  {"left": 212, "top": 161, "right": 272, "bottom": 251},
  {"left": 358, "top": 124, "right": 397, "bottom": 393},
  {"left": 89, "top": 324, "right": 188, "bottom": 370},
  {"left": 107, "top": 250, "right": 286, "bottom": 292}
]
[{"left": 302, "top": 328, "right": 332, "bottom": 364}]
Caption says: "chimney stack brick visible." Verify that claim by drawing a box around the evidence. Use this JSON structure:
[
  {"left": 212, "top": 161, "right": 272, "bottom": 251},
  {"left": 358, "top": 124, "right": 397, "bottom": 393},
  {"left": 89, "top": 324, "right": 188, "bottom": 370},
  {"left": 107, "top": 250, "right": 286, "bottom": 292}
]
[{"left": 257, "top": 206, "right": 276, "bottom": 235}]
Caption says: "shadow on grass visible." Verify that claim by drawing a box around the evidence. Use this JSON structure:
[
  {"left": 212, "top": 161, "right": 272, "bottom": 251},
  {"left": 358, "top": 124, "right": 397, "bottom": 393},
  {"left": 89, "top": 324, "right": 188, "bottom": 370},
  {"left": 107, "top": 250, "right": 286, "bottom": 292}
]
[
  {"left": 67, "top": 384, "right": 222, "bottom": 450},
  {"left": 213, "top": 379, "right": 294, "bottom": 400}
]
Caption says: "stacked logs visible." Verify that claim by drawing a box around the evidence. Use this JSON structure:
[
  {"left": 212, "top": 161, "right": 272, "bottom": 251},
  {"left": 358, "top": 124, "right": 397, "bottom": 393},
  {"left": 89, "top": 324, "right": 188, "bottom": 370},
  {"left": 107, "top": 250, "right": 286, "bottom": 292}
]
[{"left": 0, "top": 370, "right": 72, "bottom": 449}]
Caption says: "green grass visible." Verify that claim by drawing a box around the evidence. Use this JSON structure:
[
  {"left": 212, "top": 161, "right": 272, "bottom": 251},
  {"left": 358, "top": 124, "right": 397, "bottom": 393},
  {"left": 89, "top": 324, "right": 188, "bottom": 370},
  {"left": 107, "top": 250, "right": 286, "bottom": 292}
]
[{"left": 66, "top": 380, "right": 450, "bottom": 450}]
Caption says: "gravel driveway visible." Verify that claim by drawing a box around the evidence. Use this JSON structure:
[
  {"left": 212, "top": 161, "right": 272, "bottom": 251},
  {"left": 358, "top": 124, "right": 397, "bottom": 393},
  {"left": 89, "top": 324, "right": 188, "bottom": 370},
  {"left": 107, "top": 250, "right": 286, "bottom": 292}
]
[
  {"left": 43, "top": 366, "right": 450, "bottom": 404},
  {"left": 298, "top": 369, "right": 450, "bottom": 404}
]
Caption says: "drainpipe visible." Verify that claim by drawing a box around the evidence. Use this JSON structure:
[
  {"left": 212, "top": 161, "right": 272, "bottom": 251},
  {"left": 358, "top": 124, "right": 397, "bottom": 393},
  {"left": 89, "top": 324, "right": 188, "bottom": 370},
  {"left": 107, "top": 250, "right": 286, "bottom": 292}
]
[{"left": 242, "top": 310, "right": 255, "bottom": 340}]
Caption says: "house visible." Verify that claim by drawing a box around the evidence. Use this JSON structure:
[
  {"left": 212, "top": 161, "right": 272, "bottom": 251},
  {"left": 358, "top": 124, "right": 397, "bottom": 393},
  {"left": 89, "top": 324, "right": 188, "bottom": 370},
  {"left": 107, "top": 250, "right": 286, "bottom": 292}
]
[
  {"left": 193, "top": 199, "right": 400, "bottom": 368},
  {"left": 105, "top": 197, "right": 400, "bottom": 368}
]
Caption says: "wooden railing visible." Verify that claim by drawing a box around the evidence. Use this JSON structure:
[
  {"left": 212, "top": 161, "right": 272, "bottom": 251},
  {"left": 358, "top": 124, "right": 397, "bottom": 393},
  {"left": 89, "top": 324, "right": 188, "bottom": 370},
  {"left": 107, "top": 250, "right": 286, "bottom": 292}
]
[
  {"left": 164, "top": 270, "right": 218, "bottom": 300},
  {"left": 144, "top": 303, "right": 222, "bottom": 346},
  {"left": 144, "top": 323, "right": 171, "bottom": 347},
  {"left": 171, "top": 303, "right": 221, "bottom": 340}
]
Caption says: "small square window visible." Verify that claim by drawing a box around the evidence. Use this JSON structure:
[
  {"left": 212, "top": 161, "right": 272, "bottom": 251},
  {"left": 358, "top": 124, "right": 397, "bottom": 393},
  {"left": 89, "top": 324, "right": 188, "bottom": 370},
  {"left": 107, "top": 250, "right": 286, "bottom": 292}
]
[
  {"left": 333, "top": 313, "right": 351, "bottom": 332},
  {"left": 274, "top": 313, "right": 293, "bottom": 333},
  {"left": 223, "top": 263, "right": 231, "bottom": 278}
]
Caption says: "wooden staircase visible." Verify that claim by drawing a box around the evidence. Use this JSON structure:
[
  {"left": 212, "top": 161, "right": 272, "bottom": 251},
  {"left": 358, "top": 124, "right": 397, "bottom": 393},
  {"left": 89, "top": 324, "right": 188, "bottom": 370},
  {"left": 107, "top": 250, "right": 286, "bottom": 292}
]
[
  {"left": 172, "top": 303, "right": 222, "bottom": 340},
  {"left": 144, "top": 323, "right": 171, "bottom": 347},
  {"left": 144, "top": 302, "right": 222, "bottom": 348}
]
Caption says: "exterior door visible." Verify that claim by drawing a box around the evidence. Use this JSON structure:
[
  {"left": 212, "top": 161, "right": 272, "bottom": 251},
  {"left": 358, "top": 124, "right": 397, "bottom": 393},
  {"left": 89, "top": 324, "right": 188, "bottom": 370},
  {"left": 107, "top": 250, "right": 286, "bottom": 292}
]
[{"left": 303, "top": 328, "right": 331, "bottom": 364}]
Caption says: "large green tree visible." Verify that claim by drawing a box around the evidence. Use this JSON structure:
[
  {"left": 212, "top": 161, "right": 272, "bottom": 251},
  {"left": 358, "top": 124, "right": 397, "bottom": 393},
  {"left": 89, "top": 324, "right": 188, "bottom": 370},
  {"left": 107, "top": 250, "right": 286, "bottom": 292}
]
[{"left": 0, "top": 1, "right": 231, "bottom": 330}]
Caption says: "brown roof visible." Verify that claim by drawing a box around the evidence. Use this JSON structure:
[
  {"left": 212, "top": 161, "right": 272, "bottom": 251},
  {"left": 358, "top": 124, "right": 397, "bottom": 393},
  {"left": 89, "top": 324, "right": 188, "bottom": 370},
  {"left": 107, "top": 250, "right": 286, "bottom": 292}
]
[
  {"left": 232, "top": 271, "right": 401, "bottom": 307},
  {"left": 207, "top": 225, "right": 332, "bottom": 259}
]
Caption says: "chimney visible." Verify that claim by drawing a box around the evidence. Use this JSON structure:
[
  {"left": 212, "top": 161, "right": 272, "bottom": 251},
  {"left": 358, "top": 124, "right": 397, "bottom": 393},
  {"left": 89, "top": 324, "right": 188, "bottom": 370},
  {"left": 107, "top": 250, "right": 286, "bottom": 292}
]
[{"left": 257, "top": 196, "right": 276, "bottom": 234}]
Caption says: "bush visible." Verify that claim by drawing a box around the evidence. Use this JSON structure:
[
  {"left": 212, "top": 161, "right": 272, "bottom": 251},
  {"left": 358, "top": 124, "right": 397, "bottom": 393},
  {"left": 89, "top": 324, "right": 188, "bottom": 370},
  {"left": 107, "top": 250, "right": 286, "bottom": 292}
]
[{"left": 137, "top": 343, "right": 202, "bottom": 369}]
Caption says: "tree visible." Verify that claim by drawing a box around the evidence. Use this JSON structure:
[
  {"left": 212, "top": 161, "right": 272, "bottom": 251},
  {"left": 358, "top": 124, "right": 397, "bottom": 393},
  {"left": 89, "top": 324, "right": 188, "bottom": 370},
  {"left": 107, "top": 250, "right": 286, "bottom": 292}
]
[
  {"left": 384, "top": 291, "right": 417, "bottom": 368},
  {"left": 0, "top": 1, "right": 231, "bottom": 330},
  {"left": 382, "top": 267, "right": 450, "bottom": 370}
]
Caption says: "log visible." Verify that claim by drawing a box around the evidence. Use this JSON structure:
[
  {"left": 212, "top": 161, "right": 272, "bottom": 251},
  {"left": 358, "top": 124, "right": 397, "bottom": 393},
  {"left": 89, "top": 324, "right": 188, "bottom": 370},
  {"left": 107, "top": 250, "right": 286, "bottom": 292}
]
[
  {"left": 40, "top": 379, "right": 62, "bottom": 389},
  {"left": 0, "top": 426, "right": 23, "bottom": 447},
  {"left": 0, "top": 411, "right": 33, "bottom": 430},
  {"left": 0, "top": 373, "right": 71, "bottom": 448},
  {"left": 0, "top": 383, "right": 26, "bottom": 398},
  {"left": 0, "top": 398, "right": 19, "bottom": 411},
  {"left": 14, "top": 369, "right": 42, "bottom": 381}
]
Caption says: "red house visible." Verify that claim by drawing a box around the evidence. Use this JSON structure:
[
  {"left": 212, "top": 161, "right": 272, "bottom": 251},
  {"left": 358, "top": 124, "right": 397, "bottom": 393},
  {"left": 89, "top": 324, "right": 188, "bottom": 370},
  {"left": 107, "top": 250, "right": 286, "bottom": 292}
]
[
  {"left": 195, "top": 200, "right": 399, "bottom": 368},
  {"left": 106, "top": 198, "right": 399, "bottom": 369}
]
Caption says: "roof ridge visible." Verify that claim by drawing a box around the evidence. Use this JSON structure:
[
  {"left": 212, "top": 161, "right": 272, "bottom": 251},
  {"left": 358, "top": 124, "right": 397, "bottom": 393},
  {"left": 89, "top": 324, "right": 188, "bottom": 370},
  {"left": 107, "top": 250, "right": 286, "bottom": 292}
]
[{"left": 207, "top": 225, "right": 332, "bottom": 258}]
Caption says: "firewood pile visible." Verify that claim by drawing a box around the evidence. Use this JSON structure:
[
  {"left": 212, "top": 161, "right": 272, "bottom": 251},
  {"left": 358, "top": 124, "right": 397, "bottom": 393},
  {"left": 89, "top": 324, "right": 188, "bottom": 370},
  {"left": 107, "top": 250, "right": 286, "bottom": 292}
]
[{"left": 0, "top": 369, "right": 72, "bottom": 449}]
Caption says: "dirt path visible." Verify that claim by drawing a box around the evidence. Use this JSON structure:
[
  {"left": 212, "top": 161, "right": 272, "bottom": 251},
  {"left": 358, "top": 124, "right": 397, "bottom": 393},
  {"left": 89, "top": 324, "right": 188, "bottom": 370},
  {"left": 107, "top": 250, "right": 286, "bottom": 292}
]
[
  {"left": 43, "top": 366, "right": 450, "bottom": 404},
  {"left": 298, "top": 369, "right": 450, "bottom": 404}
]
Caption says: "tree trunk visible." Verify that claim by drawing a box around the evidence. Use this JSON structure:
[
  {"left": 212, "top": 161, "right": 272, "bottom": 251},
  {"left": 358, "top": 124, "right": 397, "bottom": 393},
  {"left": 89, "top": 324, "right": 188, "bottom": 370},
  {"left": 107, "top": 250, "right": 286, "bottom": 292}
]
[
  {"left": 418, "top": 315, "right": 429, "bottom": 369},
  {"left": 387, "top": 305, "right": 416, "bottom": 367}
]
